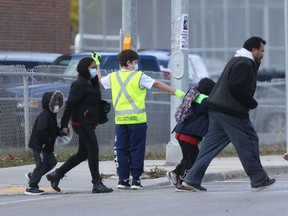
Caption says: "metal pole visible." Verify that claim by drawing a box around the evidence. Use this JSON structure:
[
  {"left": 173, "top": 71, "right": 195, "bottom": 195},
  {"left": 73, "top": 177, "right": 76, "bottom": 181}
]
[
  {"left": 122, "top": 0, "right": 137, "bottom": 50},
  {"left": 23, "top": 75, "right": 30, "bottom": 150},
  {"left": 78, "top": 0, "right": 84, "bottom": 52},
  {"left": 166, "top": 0, "right": 189, "bottom": 164},
  {"left": 284, "top": 0, "right": 288, "bottom": 152}
]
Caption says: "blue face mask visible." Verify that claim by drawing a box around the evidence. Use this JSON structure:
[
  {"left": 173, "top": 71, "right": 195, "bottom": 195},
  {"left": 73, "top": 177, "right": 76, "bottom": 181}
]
[{"left": 89, "top": 68, "right": 97, "bottom": 78}]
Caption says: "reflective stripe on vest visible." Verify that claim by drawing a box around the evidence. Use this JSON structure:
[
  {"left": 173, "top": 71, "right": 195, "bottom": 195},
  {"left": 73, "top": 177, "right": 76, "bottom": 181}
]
[
  {"left": 194, "top": 93, "right": 208, "bottom": 104},
  {"left": 110, "top": 70, "right": 147, "bottom": 124}
]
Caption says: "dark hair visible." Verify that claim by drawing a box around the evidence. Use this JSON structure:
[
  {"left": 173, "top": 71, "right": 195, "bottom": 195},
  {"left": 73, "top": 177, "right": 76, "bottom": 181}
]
[
  {"left": 77, "top": 57, "right": 94, "bottom": 79},
  {"left": 197, "top": 78, "right": 215, "bottom": 95},
  {"left": 243, "top": 36, "right": 266, "bottom": 51},
  {"left": 118, "top": 49, "right": 139, "bottom": 67}
]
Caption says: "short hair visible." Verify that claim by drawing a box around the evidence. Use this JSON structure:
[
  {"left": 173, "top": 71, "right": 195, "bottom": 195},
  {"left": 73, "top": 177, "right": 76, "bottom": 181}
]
[
  {"left": 77, "top": 57, "right": 94, "bottom": 79},
  {"left": 118, "top": 49, "right": 139, "bottom": 67},
  {"left": 243, "top": 36, "right": 266, "bottom": 51}
]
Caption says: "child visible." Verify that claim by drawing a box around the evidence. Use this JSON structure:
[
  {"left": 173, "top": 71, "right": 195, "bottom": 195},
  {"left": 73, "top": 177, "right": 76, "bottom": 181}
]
[
  {"left": 24, "top": 90, "right": 64, "bottom": 195},
  {"left": 166, "top": 78, "right": 215, "bottom": 190},
  {"left": 100, "top": 49, "right": 185, "bottom": 190}
]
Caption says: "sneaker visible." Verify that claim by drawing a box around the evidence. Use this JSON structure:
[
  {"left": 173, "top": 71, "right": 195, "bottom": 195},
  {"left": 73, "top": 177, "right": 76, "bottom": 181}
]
[
  {"left": 25, "top": 172, "right": 32, "bottom": 180},
  {"left": 24, "top": 186, "right": 44, "bottom": 196},
  {"left": 117, "top": 180, "right": 131, "bottom": 189},
  {"left": 283, "top": 153, "right": 288, "bottom": 161},
  {"left": 182, "top": 181, "right": 207, "bottom": 192},
  {"left": 251, "top": 178, "right": 276, "bottom": 191},
  {"left": 166, "top": 171, "right": 178, "bottom": 186},
  {"left": 175, "top": 181, "right": 192, "bottom": 192},
  {"left": 131, "top": 180, "right": 143, "bottom": 190}
]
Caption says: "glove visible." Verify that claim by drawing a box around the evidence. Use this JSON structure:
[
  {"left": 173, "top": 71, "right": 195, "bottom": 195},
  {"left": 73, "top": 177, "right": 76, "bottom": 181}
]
[
  {"left": 104, "top": 103, "right": 111, "bottom": 113},
  {"left": 91, "top": 51, "right": 102, "bottom": 66},
  {"left": 174, "top": 89, "right": 185, "bottom": 99}
]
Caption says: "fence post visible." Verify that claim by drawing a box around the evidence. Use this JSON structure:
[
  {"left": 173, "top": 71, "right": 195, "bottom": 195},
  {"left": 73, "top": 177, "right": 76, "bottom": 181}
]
[{"left": 23, "top": 75, "right": 30, "bottom": 149}]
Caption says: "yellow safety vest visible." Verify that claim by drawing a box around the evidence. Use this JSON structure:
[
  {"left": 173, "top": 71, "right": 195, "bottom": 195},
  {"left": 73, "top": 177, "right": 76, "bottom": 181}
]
[{"left": 110, "top": 70, "right": 147, "bottom": 124}]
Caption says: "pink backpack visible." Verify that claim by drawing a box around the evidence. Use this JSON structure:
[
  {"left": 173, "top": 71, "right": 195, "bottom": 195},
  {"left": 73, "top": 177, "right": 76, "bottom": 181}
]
[{"left": 174, "top": 86, "right": 200, "bottom": 123}]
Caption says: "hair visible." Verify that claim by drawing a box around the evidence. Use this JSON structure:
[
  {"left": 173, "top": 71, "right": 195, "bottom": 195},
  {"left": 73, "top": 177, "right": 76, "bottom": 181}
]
[
  {"left": 77, "top": 57, "right": 94, "bottom": 79},
  {"left": 118, "top": 49, "right": 139, "bottom": 67},
  {"left": 197, "top": 78, "right": 215, "bottom": 95},
  {"left": 243, "top": 36, "right": 266, "bottom": 51}
]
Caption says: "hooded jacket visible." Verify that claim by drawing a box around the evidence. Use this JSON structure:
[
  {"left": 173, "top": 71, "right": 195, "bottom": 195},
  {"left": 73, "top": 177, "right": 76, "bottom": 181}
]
[
  {"left": 28, "top": 91, "right": 64, "bottom": 152},
  {"left": 206, "top": 48, "right": 259, "bottom": 118},
  {"left": 60, "top": 75, "right": 102, "bottom": 128}
]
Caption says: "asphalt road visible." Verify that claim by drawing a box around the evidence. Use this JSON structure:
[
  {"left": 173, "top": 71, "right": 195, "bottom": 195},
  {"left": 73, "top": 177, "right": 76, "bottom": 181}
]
[{"left": 1, "top": 173, "right": 287, "bottom": 216}]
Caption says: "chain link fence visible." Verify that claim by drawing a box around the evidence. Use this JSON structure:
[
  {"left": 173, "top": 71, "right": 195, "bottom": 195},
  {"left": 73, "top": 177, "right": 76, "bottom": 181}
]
[{"left": 0, "top": 65, "right": 286, "bottom": 157}]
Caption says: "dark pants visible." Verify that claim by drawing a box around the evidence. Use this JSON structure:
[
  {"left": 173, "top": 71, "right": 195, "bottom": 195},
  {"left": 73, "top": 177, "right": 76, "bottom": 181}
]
[
  {"left": 174, "top": 140, "right": 199, "bottom": 179},
  {"left": 29, "top": 150, "right": 57, "bottom": 188},
  {"left": 58, "top": 124, "right": 100, "bottom": 180},
  {"left": 114, "top": 123, "right": 147, "bottom": 181},
  {"left": 184, "top": 111, "right": 269, "bottom": 187}
]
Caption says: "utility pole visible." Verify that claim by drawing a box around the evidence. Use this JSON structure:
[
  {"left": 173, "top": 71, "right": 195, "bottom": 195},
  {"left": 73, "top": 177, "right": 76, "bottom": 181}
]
[
  {"left": 122, "top": 0, "right": 137, "bottom": 50},
  {"left": 166, "top": 0, "right": 189, "bottom": 164},
  {"left": 284, "top": 0, "right": 288, "bottom": 152}
]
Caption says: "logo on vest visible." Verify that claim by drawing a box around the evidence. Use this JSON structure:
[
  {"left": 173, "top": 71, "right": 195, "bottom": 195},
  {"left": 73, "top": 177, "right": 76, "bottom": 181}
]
[{"left": 117, "top": 116, "right": 138, "bottom": 122}]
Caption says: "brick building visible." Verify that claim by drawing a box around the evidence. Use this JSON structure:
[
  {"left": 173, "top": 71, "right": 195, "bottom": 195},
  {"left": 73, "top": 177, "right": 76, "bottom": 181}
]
[{"left": 0, "top": 0, "right": 70, "bottom": 53}]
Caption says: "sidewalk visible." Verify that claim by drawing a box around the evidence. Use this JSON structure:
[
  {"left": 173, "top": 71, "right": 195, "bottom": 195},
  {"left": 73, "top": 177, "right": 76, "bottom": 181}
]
[{"left": 0, "top": 155, "right": 288, "bottom": 195}]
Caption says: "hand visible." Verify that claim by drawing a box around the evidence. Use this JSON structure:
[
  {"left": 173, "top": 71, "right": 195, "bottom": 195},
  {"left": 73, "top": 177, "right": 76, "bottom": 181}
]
[
  {"left": 61, "top": 128, "right": 70, "bottom": 136},
  {"left": 174, "top": 89, "right": 185, "bottom": 99},
  {"left": 91, "top": 51, "right": 102, "bottom": 66}
]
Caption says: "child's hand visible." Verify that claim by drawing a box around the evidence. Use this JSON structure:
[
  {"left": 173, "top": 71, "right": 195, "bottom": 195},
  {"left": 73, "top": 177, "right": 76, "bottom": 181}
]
[{"left": 60, "top": 128, "right": 70, "bottom": 136}]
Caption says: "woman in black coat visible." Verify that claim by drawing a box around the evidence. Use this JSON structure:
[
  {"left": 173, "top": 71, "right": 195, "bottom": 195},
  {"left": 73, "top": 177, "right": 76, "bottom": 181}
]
[{"left": 46, "top": 56, "right": 113, "bottom": 193}]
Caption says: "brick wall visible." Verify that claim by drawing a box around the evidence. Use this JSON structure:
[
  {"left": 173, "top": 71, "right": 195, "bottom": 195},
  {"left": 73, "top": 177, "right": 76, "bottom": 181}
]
[{"left": 0, "top": 0, "right": 70, "bottom": 53}]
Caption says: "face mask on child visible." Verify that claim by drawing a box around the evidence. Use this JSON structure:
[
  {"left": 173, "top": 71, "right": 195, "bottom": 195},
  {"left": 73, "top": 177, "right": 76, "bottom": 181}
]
[
  {"left": 89, "top": 68, "right": 97, "bottom": 78},
  {"left": 53, "top": 105, "right": 59, "bottom": 113}
]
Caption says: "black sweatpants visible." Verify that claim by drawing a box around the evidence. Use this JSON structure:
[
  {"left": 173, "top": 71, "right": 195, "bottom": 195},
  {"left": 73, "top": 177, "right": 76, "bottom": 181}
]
[
  {"left": 57, "top": 124, "right": 101, "bottom": 180},
  {"left": 173, "top": 140, "right": 199, "bottom": 179},
  {"left": 29, "top": 150, "right": 57, "bottom": 188}
]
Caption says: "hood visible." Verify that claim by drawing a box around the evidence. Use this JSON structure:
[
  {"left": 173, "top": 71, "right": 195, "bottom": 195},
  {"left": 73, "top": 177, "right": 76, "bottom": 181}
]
[
  {"left": 234, "top": 48, "right": 254, "bottom": 61},
  {"left": 42, "top": 91, "right": 64, "bottom": 112}
]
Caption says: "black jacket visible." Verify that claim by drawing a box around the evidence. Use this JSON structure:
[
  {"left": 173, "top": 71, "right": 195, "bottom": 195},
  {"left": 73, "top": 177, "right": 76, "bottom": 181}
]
[
  {"left": 207, "top": 55, "right": 259, "bottom": 118},
  {"left": 61, "top": 75, "right": 102, "bottom": 128},
  {"left": 173, "top": 98, "right": 209, "bottom": 139},
  {"left": 28, "top": 91, "right": 64, "bottom": 152}
]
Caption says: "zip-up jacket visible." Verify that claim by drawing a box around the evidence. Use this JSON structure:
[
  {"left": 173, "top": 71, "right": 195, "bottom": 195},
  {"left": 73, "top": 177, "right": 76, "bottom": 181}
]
[
  {"left": 61, "top": 75, "right": 101, "bottom": 128},
  {"left": 28, "top": 91, "right": 64, "bottom": 152},
  {"left": 207, "top": 48, "right": 260, "bottom": 118}
]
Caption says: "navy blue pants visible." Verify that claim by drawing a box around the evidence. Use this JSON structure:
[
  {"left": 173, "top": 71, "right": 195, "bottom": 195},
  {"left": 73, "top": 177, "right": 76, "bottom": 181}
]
[
  {"left": 29, "top": 150, "right": 57, "bottom": 188},
  {"left": 184, "top": 110, "right": 269, "bottom": 188},
  {"left": 114, "top": 123, "right": 147, "bottom": 181}
]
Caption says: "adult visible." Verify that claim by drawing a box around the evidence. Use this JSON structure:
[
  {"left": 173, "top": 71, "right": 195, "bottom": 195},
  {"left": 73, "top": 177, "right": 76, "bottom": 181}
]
[
  {"left": 181, "top": 36, "right": 276, "bottom": 192},
  {"left": 46, "top": 56, "right": 113, "bottom": 193}
]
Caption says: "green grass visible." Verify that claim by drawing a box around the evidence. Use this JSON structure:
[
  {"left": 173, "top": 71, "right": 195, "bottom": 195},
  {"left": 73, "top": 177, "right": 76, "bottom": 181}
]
[{"left": 0, "top": 143, "right": 286, "bottom": 168}]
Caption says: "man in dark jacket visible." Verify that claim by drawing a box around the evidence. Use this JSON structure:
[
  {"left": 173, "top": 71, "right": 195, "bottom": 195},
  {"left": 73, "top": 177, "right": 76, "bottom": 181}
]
[
  {"left": 25, "top": 91, "right": 64, "bottom": 195},
  {"left": 180, "top": 36, "right": 276, "bottom": 192}
]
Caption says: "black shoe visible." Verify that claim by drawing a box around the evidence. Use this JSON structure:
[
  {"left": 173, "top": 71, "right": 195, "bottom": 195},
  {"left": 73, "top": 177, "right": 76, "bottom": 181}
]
[
  {"left": 251, "top": 178, "right": 276, "bottom": 191},
  {"left": 117, "top": 179, "right": 131, "bottom": 189},
  {"left": 92, "top": 179, "right": 113, "bottom": 193},
  {"left": 131, "top": 180, "right": 143, "bottom": 190},
  {"left": 24, "top": 186, "right": 44, "bottom": 196},
  {"left": 182, "top": 181, "right": 207, "bottom": 192},
  {"left": 46, "top": 171, "right": 61, "bottom": 192}
]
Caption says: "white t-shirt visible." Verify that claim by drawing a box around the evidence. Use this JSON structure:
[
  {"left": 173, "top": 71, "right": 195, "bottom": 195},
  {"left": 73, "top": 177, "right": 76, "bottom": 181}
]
[{"left": 101, "top": 71, "right": 155, "bottom": 90}]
